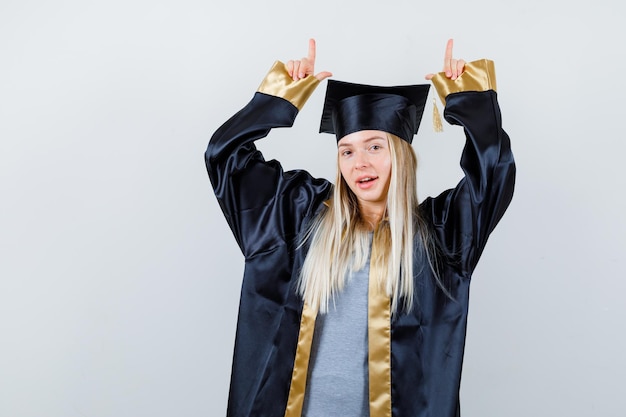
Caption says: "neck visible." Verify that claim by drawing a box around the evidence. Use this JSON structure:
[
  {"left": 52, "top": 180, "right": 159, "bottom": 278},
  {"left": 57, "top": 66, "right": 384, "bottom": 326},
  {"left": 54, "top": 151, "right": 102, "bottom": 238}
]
[{"left": 358, "top": 202, "right": 386, "bottom": 231}]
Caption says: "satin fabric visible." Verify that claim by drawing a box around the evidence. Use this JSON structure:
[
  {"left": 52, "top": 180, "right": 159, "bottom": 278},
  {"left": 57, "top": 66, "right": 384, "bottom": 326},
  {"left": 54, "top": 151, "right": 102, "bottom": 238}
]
[
  {"left": 318, "top": 79, "right": 430, "bottom": 143},
  {"left": 284, "top": 304, "right": 317, "bottom": 417},
  {"left": 206, "top": 83, "right": 515, "bottom": 416},
  {"left": 258, "top": 61, "right": 320, "bottom": 111},
  {"left": 332, "top": 93, "right": 416, "bottom": 143},
  {"left": 431, "top": 59, "right": 497, "bottom": 105},
  {"left": 368, "top": 240, "right": 393, "bottom": 417}
]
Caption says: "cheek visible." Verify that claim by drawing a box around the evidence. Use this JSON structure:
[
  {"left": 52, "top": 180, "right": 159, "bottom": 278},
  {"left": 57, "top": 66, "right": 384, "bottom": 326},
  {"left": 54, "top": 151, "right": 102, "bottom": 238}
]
[
  {"left": 385, "top": 161, "right": 392, "bottom": 179},
  {"left": 338, "top": 160, "right": 350, "bottom": 181},
  {"left": 379, "top": 155, "right": 392, "bottom": 179},
  {"left": 338, "top": 162, "right": 358, "bottom": 193}
]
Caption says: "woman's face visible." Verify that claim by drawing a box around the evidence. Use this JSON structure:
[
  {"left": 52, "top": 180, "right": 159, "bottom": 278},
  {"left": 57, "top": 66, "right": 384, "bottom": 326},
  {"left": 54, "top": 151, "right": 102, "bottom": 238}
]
[{"left": 337, "top": 130, "right": 392, "bottom": 213}]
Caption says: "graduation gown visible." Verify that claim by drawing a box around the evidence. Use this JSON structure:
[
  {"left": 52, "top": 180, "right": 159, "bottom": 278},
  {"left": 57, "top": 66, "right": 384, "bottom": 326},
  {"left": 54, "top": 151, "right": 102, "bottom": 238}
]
[{"left": 205, "top": 59, "right": 516, "bottom": 417}]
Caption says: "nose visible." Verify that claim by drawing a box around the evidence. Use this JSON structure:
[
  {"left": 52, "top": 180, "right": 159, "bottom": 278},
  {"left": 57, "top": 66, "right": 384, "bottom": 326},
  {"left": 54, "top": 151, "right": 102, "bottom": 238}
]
[{"left": 354, "top": 150, "right": 369, "bottom": 169}]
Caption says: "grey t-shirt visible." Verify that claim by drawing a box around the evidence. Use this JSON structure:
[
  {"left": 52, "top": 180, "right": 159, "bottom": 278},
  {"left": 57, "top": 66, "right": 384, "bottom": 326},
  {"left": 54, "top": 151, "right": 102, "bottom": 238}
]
[{"left": 302, "top": 255, "right": 370, "bottom": 417}]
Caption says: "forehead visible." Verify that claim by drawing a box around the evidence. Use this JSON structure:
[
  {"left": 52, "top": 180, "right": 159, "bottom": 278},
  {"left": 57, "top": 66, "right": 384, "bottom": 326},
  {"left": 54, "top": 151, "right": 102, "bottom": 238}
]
[{"left": 337, "top": 130, "right": 388, "bottom": 146}]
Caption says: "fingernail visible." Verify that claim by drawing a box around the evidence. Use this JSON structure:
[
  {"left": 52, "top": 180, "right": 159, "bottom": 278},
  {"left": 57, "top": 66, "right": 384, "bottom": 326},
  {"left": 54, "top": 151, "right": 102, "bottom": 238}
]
[{"left": 299, "top": 73, "right": 305, "bottom": 78}]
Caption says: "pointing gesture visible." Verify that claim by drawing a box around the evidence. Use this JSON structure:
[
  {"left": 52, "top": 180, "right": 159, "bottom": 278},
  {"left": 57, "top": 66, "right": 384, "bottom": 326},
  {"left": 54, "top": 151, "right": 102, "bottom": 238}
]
[
  {"left": 286, "top": 38, "right": 333, "bottom": 82},
  {"left": 425, "top": 38, "right": 466, "bottom": 80}
]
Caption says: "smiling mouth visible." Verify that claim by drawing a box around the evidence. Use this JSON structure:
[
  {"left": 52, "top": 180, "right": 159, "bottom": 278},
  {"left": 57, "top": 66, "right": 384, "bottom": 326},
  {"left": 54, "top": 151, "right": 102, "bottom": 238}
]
[{"left": 358, "top": 177, "right": 377, "bottom": 183}]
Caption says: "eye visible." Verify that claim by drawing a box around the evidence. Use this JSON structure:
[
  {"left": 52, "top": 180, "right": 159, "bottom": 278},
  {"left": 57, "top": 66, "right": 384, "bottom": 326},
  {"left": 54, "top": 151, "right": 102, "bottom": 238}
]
[
  {"left": 340, "top": 149, "right": 352, "bottom": 157},
  {"left": 370, "top": 144, "right": 382, "bottom": 151}
]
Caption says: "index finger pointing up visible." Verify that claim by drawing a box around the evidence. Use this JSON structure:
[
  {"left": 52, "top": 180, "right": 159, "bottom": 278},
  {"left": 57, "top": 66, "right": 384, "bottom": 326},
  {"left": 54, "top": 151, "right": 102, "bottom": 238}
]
[
  {"left": 307, "top": 38, "right": 317, "bottom": 64},
  {"left": 444, "top": 39, "right": 454, "bottom": 61},
  {"left": 443, "top": 38, "right": 454, "bottom": 75}
]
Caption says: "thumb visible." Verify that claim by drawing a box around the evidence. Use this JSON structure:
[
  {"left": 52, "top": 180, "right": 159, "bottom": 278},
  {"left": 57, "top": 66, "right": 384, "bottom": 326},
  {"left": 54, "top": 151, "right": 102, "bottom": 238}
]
[
  {"left": 424, "top": 73, "right": 435, "bottom": 80},
  {"left": 315, "top": 71, "right": 333, "bottom": 81}
]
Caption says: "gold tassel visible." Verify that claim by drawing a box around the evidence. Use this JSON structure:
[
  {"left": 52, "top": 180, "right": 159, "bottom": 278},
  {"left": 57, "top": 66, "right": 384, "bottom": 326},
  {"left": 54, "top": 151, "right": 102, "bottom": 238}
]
[{"left": 432, "top": 98, "right": 443, "bottom": 133}]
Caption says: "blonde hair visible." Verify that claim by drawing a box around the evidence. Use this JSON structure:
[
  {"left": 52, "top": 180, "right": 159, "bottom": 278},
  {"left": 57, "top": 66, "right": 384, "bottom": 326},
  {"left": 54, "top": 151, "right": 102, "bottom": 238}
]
[{"left": 298, "top": 134, "right": 440, "bottom": 314}]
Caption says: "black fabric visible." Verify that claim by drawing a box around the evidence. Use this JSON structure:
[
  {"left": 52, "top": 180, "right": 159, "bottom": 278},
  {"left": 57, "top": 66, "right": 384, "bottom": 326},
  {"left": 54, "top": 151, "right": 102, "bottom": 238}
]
[
  {"left": 319, "top": 80, "right": 429, "bottom": 143},
  {"left": 205, "top": 87, "right": 515, "bottom": 417}
]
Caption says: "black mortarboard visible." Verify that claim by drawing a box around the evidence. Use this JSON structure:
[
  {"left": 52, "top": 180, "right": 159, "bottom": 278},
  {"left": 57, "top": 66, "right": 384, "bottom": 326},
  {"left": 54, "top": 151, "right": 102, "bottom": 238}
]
[{"left": 319, "top": 80, "right": 430, "bottom": 144}]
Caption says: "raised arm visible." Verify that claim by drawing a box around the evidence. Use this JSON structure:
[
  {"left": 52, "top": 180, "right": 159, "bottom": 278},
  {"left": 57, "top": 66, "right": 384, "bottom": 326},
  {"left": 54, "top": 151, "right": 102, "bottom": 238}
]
[
  {"left": 205, "top": 39, "right": 333, "bottom": 258},
  {"left": 422, "top": 39, "right": 516, "bottom": 275}
]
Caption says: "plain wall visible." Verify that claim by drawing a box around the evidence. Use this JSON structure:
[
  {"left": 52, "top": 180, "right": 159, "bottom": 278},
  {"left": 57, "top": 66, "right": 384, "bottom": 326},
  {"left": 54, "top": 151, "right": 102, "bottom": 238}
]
[{"left": 1, "top": 0, "right": 624, "bottom": 416}]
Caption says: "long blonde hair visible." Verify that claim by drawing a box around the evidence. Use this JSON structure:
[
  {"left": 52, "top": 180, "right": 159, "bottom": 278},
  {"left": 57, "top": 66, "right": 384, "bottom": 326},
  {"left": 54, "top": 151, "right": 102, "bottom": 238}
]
[{"left": 298, "top": 134, "right": 439, "bottom": 314}]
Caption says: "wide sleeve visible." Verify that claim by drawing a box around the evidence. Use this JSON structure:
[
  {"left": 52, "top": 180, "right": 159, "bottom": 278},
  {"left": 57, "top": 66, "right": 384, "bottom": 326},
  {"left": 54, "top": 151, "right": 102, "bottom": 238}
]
[
  {"left": 421, "top": 59, "right": 516, "bottom": 276},
  {"left": 205, "top": 61, "right": 332, "bottom": 258}
]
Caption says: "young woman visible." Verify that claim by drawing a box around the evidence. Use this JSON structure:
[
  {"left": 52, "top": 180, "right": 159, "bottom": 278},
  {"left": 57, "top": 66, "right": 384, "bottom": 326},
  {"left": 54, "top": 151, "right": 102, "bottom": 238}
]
[{"left": 206, "top": 39, "right": 515, "bottom": 417}]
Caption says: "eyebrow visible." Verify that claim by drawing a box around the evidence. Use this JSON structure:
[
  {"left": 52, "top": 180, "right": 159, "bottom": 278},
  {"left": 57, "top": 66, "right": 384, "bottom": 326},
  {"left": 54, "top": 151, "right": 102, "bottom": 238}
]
[{"left": 337, "top": 135, "right": 386, "bottom": 148}]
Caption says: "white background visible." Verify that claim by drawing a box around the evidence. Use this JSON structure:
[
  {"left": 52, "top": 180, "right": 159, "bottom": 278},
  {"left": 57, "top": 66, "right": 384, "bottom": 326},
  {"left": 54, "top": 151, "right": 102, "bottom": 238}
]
[{"left": 1, "top": 0, "right": 625, "bottom": 416}]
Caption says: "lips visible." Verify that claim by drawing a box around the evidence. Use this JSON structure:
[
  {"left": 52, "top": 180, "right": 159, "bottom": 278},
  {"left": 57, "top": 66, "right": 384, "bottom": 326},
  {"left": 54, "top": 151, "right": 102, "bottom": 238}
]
[{"left": 356, "top": 175, "right": 378, "bottom": 189}]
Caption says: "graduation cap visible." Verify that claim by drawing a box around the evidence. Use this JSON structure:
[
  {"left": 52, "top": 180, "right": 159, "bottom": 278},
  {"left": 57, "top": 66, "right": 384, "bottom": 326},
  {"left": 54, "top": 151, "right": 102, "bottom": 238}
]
[{"left": 319, "top": 80, "right": 430, "bottom": 144}]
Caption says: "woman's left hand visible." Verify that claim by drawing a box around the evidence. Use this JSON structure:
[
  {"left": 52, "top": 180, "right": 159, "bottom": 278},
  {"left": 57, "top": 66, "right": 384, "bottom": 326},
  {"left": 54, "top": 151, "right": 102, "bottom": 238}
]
[{"left": 425, "top": 39, "right": 466, "bottom": 81}]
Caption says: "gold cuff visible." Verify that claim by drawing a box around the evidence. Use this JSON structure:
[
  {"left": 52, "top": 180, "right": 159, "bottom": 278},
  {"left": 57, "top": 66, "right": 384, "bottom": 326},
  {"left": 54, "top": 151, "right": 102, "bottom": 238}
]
[
  {"left": 431, "top": 59, "right": 497, "bottom": 106},
  {"left": 257, "top": 61, "right": 321, "bottom": 111}
]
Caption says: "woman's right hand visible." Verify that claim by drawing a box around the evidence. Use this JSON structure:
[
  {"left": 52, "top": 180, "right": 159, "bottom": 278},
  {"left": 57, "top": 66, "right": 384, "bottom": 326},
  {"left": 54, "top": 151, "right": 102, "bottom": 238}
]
[{"left": 286, "top": 38, "right": 333, "bottom": 82}]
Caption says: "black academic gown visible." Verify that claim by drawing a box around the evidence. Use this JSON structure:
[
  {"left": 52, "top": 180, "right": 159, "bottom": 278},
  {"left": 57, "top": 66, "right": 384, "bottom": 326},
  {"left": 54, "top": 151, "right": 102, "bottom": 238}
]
[{"left": 205, "top": 60, "right": 515, "bottom": 417}]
